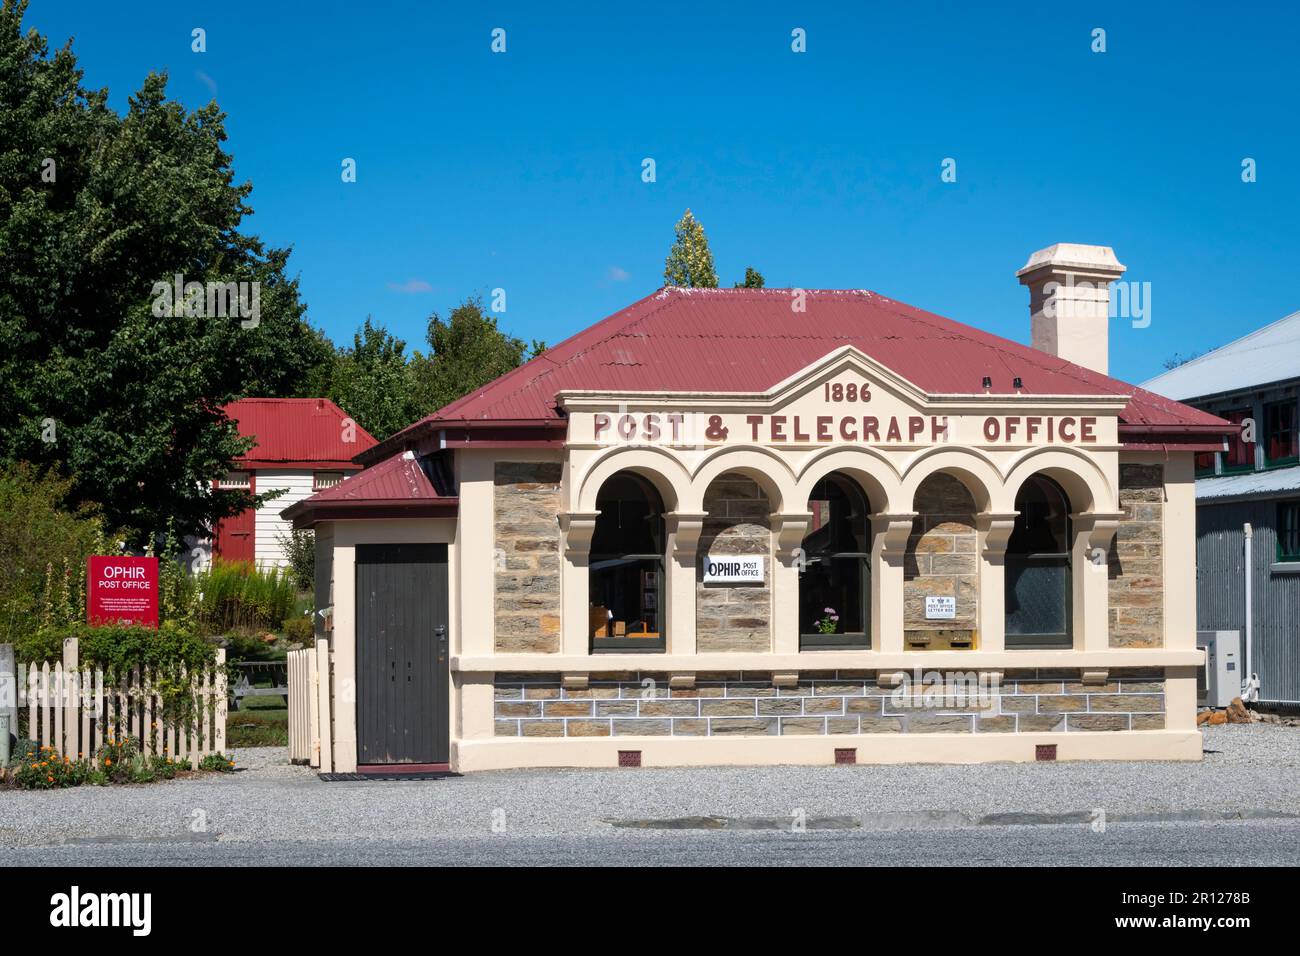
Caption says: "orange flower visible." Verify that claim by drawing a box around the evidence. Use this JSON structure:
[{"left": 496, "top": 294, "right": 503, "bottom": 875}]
[
  {"left": 104, "top": 758, "right": 112, "bottom": 767},
  {"left": 47, "top": 775, "right": 53, "bottom": 783}
]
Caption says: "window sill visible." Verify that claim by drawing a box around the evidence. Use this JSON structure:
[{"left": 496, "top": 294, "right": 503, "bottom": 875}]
[{"left": 1270, "top": 562, "right": 1300, "bottom": 575}]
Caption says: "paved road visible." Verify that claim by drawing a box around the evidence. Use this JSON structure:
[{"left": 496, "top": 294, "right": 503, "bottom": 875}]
[
  {"left": 4, "top": 726, "right": 1298, "bottom": 866},
  {"left": 4, "top": 819, "right": 1299, "bottom": 867}
]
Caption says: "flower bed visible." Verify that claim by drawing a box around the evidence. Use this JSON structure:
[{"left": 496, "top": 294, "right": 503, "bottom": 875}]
[{"left": 2, "top": 737, "right": 235, "bottom": 790}]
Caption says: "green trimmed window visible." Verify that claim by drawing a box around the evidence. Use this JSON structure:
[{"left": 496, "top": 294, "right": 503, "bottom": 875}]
[
  {"left": 1264, "top": 401, "right": 1298, "bottom": 467},
  {"left": 1279, "top": 501, "right": 1300, "bottom": 562}
]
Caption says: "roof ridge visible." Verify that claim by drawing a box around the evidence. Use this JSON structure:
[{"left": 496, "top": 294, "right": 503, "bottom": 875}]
[
  {"left": 425, "top": 288, "right": 682, "bottom": 422},
  {"left": 1172, "top": 308, "right": 1300, "bottom": 368}
]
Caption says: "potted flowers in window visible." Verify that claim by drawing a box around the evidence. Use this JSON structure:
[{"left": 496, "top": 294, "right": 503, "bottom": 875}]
[{"left": 815, "top": 607, "right": 839, "bottom": 634}]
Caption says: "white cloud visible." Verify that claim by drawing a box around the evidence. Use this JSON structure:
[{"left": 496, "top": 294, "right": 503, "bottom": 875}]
[
  {"left": 607, "top": 266, "right": 630, "bottom": 282},
  {"left": 387, "top": 279, "right": 433, "bottom": 294}
]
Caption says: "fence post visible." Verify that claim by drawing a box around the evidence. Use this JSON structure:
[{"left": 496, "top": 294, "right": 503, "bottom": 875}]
[
  {"left": 0, "top": 643, "right": 16, "bottom": 746},
  {"left": 63, "top": 638, "right": 79, "bottom": 760},
  {"left": 308, "top": 648, "right": 321, "bottom": 768},
  {"left": 315, "top": 638, "right": 332, "bottom": 773},
  {"left": 214, "top": 649, "right": 227, "bottom": 756}
]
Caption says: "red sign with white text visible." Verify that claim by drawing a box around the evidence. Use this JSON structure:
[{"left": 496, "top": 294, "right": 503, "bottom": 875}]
[{"left": 86, "top": 556, "right": 159, "bottom": 628}]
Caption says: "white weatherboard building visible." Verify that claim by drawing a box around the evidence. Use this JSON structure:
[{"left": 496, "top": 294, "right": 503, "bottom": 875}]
[{"left": 198, "top": 398, "right": 377, "bottom": 569}]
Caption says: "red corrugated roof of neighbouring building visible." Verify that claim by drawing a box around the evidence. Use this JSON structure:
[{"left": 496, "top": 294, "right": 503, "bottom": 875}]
[
  {"left": 280, "top": 451, "right": 457, "bottom": 526},
  {"left": 368, "top": 287, "right": 1229, "bottom": 458},
  {"left": 224, "top": 398, "right": 377, "bottom": 468}
]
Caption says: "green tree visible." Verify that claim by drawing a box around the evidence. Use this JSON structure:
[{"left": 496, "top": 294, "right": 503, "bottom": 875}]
[
  {"left": 0, "top": 1, "right": 332, "bottom": 546},
  {"left": 320, "top": 318, "right": 420, "bottom": 440},
  {"left": 734, "top": 267, "right": 765, "bottom": 288},
  {"left": 0, "top": 464, "right": 107, "bottom": 641},
  {"left": 412, "top": 297, "right": 539, "bottom": 415},
  {"left": 663, "top": 209, "right": 718, "bottom": 288}
]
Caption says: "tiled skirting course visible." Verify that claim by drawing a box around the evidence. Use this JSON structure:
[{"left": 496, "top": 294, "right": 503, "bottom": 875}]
[{"left": 492, "top": 669, "right": 1167, "bottom": 738}]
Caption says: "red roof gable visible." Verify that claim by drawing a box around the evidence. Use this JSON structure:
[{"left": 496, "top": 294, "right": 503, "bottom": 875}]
[
  {"left": 367, "top": 287, "right": 1230, "bottom": 459},
  {"left": 281, "top": 451, "right": 457, "bottom": 526},
  {"left": 224, "top": 398, "right": 377, "bottom": 468}
]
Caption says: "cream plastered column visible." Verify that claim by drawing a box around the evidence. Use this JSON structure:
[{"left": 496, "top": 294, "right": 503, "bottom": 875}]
[
  {"left": 871, "top": 512, "right": 916, "bottom": 653},
  {"left": 773, "top": 512, "right": 813, "bottom": 654},
  {"left": 455, "top": 451, "right": 498, "bottom": 658},
  {"left": 456, "top": 674, "right": 496, "bottom": 748},
  {"left": 1072, "top": 511, "right": 1122, "bottom": 652},
  {"left": 664, "top": 512, "right": 706, "bottom": 656},
  {"left": 330, "top": 541, "right": 358, "bottom": 772},
  {"left": 976, "top": 512, "right": 1018, "bottom": 653},
  {"left": 1161, "top": 454, "right": 1197, "bottom": 651},
  {"left": 559, "top": 512, "right": 600, "bottom": 656}
]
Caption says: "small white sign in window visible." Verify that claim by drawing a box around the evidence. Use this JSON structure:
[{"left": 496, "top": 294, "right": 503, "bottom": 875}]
[
  {"left": 702, "top": 555, "right": 765, "bottom": 584},
  {"left": 925, "top": 596, "right": 956, "bottom": 620}
]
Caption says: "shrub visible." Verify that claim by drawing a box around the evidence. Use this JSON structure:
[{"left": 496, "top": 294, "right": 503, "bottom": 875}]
[
  {"left": 278, "top": 528, "right": 315, "bottom": 593},
  {"left": 150, "top": 755, "right": 190, "bottom": 779},
  {"left": 95, "top": 735, "right": 142, "bottom": 784},
  {"left": 199, "top": 752, "right": 236, "bottom": 772},
  {"left": 12, "top": 744, "right": 89, "bottom": 789},
  {"left": 15, "top": 623, "right": 220, "bottom": 730},
  {"left": 282, "top": 612, "right": 315, "bottom": 645},
  {"left": 0, "top": 464, "right": 109, "bottom": 642},
  {"left": 196, "top": 561, "right": 296, "bottom": 634}
]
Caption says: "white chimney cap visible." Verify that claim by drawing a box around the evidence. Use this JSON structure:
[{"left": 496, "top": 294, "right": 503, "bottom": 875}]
[{"left": 1016, "top": 243, "right": 1125, "bottom": 281}]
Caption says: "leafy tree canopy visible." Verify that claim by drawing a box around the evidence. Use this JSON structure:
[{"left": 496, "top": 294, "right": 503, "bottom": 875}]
[
  {"left": 0, "top": 0, "right": 332, "bottom": 546},
  {"left": 663, "top": 208, "right": 718, "bottom": 288}
]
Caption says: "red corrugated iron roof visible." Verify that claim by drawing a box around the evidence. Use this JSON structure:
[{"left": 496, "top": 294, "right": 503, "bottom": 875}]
[
  {"left": 224, "top": 398, "right": 377, "bottom": 468},
  {"left": 372, "top": 287, "right": 1227, "bottom": 457},
  {"left": 281, "top": 451, "right": 457, "bottom": 526}
]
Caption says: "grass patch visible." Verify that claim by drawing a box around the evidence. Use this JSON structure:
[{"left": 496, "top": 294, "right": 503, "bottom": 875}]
[{"left": 227, "top": 701, "right": 288, "bottom": 748}]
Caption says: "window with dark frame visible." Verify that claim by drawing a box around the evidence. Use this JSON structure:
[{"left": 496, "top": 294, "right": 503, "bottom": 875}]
[
  {"left": 1264, "top": 400, "right": 1299, "bottom": 466},
  {"left": 1221, "top": 408, "right": 1255, "bottom": 471},
  {"left": 588, "top": 472, "right": 666, "bottom": 652},
  {"left": 1005, "top": 476, "right": 1072, "bottom": 649},
  {"left": 799, "top": 474, "right": 871, "bottom": 649},
  {"left": 1279, "top": 501, "right": 1300, "bottom": 562}
]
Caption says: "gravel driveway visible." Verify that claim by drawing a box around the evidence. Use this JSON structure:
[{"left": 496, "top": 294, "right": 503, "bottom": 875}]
[{"left": 1, "top": 725, "right": 1296, "bottom": 850}]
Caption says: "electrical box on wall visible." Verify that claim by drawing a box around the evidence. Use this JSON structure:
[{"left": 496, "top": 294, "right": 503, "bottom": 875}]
[{"left": 1196, "top": 630, "right": 1241, "bottom": 708}]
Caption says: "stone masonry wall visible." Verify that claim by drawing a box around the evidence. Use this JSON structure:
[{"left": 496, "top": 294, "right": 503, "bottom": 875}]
[
  {"left": 1109, "top": 463, "right": 1164, "bottom": 648},
  {"left": 494, "top": 461, "right": 562, "bottom": 653},
  {"left": 696, "top": 473, "right": 771, "bottom": 652},
  {"left": 492, "top": 669, "right": 1166, "bottom": 737},
  {"left": 904, "top": 474, "right": 978, "bottom": 638}
]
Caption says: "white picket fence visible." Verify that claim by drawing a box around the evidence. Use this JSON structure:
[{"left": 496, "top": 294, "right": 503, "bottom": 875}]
[
  {"left": 287, "top": 640, "right": 332, "bottom": 768},
  {"left": 17, "top": 638, "right": 227, "bottom": 764}
]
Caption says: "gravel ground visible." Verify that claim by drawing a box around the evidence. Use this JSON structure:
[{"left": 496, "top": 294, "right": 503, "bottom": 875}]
[{"left": 1, "top": 724, "right": 1296, "bottom": 850}]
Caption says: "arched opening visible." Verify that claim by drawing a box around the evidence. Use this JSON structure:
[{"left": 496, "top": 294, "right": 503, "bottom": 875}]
[
  {"left": 697, "top": 472, "right": 772, "bottom": 653},
  {"left": 904, "top": 473, "right": 979, "bottom": 648},
  {"left": 589, "top": 471, "right": 665, "bottom": 652},
  {"left": 799, "top": 474, "right": 872, "bottom": 649},
  {"left": 1005, "top": 475, "right": 1072, "bottom": 649}
]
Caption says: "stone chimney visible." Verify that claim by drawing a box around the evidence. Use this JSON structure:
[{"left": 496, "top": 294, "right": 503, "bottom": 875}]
[{"left": 1016, "top": 243, "right": 1125, "bottom": 375}]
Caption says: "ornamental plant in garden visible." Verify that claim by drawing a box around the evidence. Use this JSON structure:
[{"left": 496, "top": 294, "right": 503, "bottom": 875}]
[{"left": 2, "top": 735, "right": 231, "bottom": 790}]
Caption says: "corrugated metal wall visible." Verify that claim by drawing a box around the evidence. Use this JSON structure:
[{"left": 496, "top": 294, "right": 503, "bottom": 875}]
[{"left": 1197, "top": 500, "right": 1300, "bottom": 702}]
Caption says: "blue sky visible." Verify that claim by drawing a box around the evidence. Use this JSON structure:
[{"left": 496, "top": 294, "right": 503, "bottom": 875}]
[{"left": 27, "top": 1, "right": 1300, "bottom": 385}]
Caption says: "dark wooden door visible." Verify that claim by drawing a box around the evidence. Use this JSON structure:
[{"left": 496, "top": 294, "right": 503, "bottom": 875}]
[{"left": 356, "top": 543, "right": 449, "bottom": 765}]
